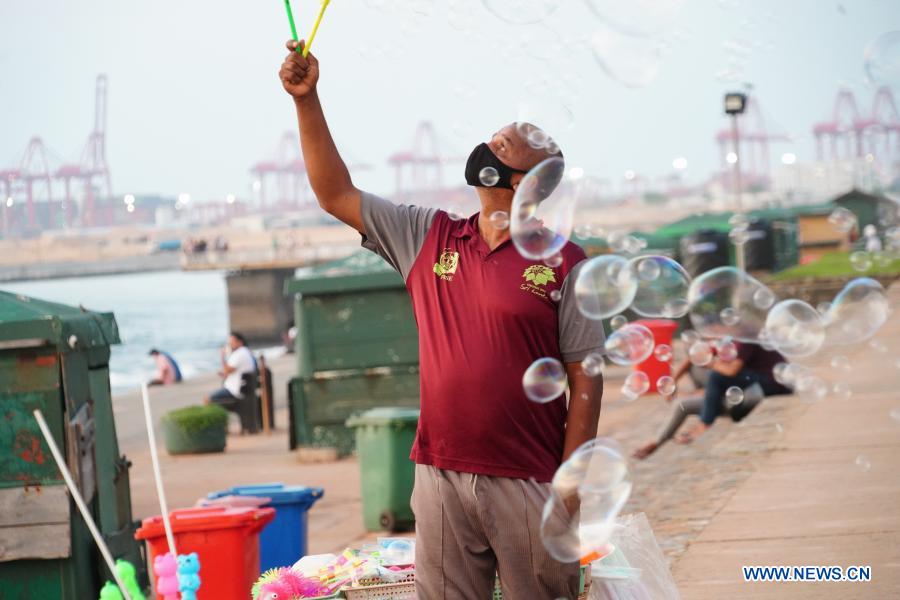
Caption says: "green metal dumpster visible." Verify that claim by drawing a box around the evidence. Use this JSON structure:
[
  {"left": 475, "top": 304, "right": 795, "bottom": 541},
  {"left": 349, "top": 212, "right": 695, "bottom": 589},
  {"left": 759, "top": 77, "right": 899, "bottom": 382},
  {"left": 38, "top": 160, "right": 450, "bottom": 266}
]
[
  {"left": 346, "top": 407, "right": 419, "bottom": 532},
  {"left": 285, "top": 252, "right": 420, "bottom": 455},
  {"left": 0, "top": 291, "right": 144, "bottom": 599}
]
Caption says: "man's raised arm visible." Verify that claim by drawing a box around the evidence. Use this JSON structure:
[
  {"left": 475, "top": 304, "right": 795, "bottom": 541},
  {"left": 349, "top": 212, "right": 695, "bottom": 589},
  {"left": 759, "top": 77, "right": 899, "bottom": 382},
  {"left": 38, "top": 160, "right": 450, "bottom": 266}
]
[{"left": 279, "top": 40, "right": 363, "bottom": 233}]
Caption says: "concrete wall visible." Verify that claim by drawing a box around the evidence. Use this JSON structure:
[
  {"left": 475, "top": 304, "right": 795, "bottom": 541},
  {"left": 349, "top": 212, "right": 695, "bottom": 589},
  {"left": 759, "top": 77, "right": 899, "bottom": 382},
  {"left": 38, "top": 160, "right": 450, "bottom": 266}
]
[{"left": 226, "top": 268, "right": 295, "bottom": 346}]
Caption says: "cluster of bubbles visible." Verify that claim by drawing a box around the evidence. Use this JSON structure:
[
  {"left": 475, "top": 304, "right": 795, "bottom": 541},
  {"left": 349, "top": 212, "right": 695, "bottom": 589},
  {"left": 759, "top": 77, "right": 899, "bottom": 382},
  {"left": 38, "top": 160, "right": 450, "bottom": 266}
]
[
  {"left": 864, "top": 30, "right": 900, "bottom": 88},
  {"left": 540, "top": 438, "right": 632, "bottom": 562}
]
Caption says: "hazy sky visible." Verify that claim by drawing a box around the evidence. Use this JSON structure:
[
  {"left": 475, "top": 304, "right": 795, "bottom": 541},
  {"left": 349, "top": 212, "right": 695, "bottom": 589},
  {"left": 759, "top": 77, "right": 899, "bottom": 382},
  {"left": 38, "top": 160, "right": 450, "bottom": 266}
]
[{"left": 1, "top": 0, "right": 897, "bottom": 203}]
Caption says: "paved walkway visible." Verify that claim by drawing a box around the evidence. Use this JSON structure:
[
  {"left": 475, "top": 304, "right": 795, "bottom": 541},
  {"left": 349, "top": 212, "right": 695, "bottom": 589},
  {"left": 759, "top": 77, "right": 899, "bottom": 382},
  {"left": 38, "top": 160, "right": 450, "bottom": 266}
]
[{"left": 118, "top": 288, "right": 900, "bottom": 596}]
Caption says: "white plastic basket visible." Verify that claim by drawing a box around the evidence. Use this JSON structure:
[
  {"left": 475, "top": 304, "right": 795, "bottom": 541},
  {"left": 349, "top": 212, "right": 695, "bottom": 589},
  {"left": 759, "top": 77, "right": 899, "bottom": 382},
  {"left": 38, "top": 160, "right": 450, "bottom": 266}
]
[{"left": 342, "top": 572, "right": 417, "bottom": 600}]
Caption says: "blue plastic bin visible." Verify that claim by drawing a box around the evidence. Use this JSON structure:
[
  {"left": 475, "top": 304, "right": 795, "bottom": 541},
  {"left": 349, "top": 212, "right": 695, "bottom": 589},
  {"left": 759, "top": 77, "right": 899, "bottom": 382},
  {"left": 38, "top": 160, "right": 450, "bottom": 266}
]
[{"left": 207, "top": 483, "right": 324, "bottom": 571}]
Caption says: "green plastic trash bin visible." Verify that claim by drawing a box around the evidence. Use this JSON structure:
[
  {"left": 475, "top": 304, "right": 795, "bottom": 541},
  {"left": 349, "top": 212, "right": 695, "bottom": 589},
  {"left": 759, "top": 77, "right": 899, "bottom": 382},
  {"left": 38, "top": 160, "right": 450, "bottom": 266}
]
[{"left": 346, "top": 408, "right": 419, "bottom": 532}]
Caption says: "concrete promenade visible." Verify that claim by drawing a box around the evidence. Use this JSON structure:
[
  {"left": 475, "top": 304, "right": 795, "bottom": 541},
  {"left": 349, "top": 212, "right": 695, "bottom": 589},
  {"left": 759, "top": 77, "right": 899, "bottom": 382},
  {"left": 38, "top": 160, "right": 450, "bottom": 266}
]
[{"left": 118, "top": 287, "right": 900, "bottom": 596}]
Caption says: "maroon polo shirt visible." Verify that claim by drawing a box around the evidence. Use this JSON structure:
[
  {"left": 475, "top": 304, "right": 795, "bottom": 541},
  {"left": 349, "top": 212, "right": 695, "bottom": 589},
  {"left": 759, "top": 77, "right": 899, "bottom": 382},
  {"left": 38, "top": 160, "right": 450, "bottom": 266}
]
[{"left": 360, "top": 193, "right": 605, "bottom": 482}]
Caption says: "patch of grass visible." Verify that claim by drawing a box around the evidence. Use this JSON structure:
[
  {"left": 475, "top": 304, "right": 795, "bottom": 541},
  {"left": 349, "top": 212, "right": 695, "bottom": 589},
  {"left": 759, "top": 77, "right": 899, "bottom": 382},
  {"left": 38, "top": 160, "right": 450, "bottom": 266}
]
[{"left": 772, "top": 250, "right": 900, "bottom": 281}]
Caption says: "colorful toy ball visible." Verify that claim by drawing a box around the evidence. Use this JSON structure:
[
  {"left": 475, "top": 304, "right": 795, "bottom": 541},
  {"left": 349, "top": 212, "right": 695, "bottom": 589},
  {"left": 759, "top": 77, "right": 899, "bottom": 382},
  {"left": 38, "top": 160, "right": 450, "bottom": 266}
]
[{"left": 252, "top": 567, "right": 327, "bottom": 600}]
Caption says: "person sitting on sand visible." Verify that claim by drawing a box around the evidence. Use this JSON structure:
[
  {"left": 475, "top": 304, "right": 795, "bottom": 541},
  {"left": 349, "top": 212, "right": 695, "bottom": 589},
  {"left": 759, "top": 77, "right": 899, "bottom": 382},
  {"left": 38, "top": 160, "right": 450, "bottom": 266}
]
[
  {"left": 633, "top": 341, "right": 791, "bottom": 460},
  {"left": 148, "top": 349, "right": 182, "bottom": 386}
]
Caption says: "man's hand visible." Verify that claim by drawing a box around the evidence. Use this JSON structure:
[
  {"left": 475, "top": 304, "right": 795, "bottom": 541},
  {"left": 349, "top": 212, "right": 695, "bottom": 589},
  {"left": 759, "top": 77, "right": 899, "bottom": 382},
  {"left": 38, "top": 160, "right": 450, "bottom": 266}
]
[{"left": 280, "top": 40, "right": 320, "bottom": 99}]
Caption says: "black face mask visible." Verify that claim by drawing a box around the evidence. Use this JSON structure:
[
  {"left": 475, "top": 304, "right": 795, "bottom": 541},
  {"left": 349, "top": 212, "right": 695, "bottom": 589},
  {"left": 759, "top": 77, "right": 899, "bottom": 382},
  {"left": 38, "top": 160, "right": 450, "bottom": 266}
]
[{"left": 464, "top": 142, "right": 526, "bottom": 190}]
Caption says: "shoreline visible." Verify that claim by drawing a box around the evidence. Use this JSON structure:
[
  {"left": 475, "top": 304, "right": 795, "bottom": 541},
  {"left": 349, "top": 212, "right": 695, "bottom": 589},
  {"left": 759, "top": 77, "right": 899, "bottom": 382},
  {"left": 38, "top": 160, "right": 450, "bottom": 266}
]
[{"left": 0, "top": 253, "right": 182, "bottom": 283}]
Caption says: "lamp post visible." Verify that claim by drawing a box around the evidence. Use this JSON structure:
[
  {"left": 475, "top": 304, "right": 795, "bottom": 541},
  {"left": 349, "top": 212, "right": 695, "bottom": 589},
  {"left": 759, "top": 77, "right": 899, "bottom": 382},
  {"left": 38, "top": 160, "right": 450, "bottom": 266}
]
[{"left": 725, "top": 92, "right": 748, "bottom": 271}]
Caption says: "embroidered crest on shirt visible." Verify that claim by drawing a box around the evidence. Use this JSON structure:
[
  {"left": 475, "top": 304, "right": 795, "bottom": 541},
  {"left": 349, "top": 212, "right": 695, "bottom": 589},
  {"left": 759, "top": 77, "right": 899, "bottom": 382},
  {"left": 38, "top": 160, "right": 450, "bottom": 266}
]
[
  {"left": 521, "top": 264, "right": 556, "bottom": 298},
  {"left": 433, "top": 249, "right": 460, "bottom": 281}
]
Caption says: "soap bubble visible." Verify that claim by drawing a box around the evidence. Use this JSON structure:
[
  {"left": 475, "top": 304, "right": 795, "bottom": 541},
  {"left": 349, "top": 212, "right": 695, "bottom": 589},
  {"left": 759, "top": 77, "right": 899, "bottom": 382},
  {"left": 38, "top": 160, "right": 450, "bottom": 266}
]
[
  {"left": 657, "top": 375, "right": 676, "bottom": 396},
  {"left": 828, "top": 206, "right": 857, "bottom": 233},
  {"left": 489, "top": 210, "right": 509, "bottom": 230},
  {"left": 822, "top": 278, "right": 889, "bottom": 346},
  {"left": 833, "top": 382, "right": 853, "bottom": 399},
  {"left": 764, "top": 300, "right": 825, "bottom": 358},
  {"left": 483, "top": 0, "right": 562, "bottom": 25},
  {"left": 541, "top": 438, "right": 632, "bottom": 562},
  {"left": 864, "top": 30, "right": 900, "bottom": 87},
  {"left": 479, "top": 166, "right": 500, "bottom": 186},
  {"left": 796, "top": 374, "right": 828, "bottom": 400},
  {"left": 516, "top": 101, "right": 573, "bottom": 151},
  {"left": 715, "top": 338, "right": 738, "bottom": 362},
  {"left": 625, "top": 255, "right": 691, "bottom": 318},
  {"left": 621, "top": 235, "right": 645, "bottom": 255},
  {"left": 523, "top": 357, "right": 567, "bottom": 403},
  {"left": 544, "top": 253, "right": 563, "bottom": 267},
  {"left": 720, "top": 307, "right": 740, "bottom": 326},
  {"left": 610, "top": 315, "right": 628, "bottom": 330},
  {"left": 510, "top": 157, "right": 582, "bottom": 260},
  {"left": 574, "top": 255, "right": 637, "bottom": 320},
  {"left": 724, "top": 386, "right": 744, "bottom": 406},
  {"left": 680, "top": 329, "right": 700, "bottom": 346},
  {"left": 606, "top": 230, "right": 627, "bottom": 252},
  {"left": 604, "top": 323, "right": 655, "bottom": 365},
  {"left": 889, "top": 407, "right": 900, "bottom": 422},
  {"left": 688, "top": 267, "right": 775, "bottom": 342},
  {"left": 550, "top": 289, "right": 562, "bottom": 301},
  {"left": 688, "top": 340, "right": 713, "bottom": 366},
  {"left": 854, "top": 455, "right": 871, "bottom": 472},
  {"left": 752, "top": 287, "right": 776, "bottom": 310},
  {"left": 653, "top": 344, "right": 672, "bottom": 363},
  {"left": 830, "top": 355, "right": 851, "bottom": 371},
  {"left": 816, "top": 301, "right": 832, "bottom": 316},
  {"left": 581, "top": 353, "right": 605, "bottom": 377},
  {"left": 663, "top": 298, "right": 690, "bottom": 318},
  {"left": 773, "top": 362, "right": 793, "bottom": 386},
  {"left": 584, "top": 0, "right": 685, "bottom": 37},
  {"left": 447, "top": 205, "right": 466, "bottom": 221},
  {"left": 624, "top": 371, "right": 650, "bottom": 399},
  {"left": 637, "top": 257, "right": 661, "bottom": 281},
  {"left": 869, "top": 338, "right": 888, "bottom": 353},
  {"left": 574, "top": 224, "right": 592, "bottom": 239},
  {"left": 849, "top": 251, "right": 872, "bottom": 272},
  {"left": 591, "top": 26, "right": 662, "bottom": 88}
]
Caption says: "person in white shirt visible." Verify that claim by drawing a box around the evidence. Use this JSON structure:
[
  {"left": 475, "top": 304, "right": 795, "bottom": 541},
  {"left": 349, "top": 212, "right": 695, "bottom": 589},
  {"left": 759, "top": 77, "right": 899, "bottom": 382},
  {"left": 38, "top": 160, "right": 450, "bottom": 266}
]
[{"left": 205, "top": 332, "right": 257, "bottom": 408}]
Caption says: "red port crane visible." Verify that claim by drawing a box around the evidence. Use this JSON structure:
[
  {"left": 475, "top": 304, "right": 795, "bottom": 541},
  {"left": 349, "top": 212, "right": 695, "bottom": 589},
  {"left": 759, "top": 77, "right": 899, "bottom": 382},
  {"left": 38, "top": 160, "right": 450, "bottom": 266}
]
[{"left": 813, "top": 86, "right": 900, "bottom": 162}]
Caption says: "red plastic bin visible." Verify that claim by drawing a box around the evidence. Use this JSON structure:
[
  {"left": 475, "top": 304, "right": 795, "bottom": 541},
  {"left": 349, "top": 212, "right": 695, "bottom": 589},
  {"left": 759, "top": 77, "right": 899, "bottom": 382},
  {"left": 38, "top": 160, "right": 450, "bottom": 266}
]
[
  {"left": 135, "top": 506, "right": 275, "bottom": 600},
  {"left": 633, "top": 319, "right": 679, "bottom": 394}
]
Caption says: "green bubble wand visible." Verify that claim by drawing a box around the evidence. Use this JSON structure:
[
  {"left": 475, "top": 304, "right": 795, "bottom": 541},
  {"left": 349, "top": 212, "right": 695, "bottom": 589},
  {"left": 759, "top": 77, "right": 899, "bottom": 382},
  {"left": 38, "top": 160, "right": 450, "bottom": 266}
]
[{"left": 283, "top": 0, "right": 301, "bottom": 53}]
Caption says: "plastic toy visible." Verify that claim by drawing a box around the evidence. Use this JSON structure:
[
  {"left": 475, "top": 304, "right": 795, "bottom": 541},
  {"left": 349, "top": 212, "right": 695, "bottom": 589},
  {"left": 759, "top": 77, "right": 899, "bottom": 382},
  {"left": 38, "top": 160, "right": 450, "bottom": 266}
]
[
  {"left": 99, "top": 582, "right": 124, "bottom": 600},
  {"left": 177, "top": 552, "right": 202, "bottom": 600},
  {"left": 252, "top": 567, "right": 331, "bottom": 600},
  {"left": 116, "top": 559, "right": 146, "bottom": 600},
  {"left": 153, "top": 552, "right": 180, "bottom": 600}
]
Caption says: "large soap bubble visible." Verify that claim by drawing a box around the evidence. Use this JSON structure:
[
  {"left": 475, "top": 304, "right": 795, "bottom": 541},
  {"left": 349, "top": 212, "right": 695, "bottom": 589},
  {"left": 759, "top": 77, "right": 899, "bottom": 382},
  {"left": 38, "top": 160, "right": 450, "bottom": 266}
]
[
  {"left": 522, "top": 357, "right": 567, "bottom": 403},
  {"left": 764, "top": 300, "right": 826, "bottom": 358},
  {"left": 625, "top": 255, "right": 691, "bottom": 318},
  {"left": 604, "top": 323, "right": 654, "bottom": 365},
  {"left": 540, "top": 438, "right": 632, "bottom": 562},
  {"left": 864, "top": 30, "right": 900, "bottom": 87},
  {"left": 590, "top": 26, "right": 662, "bottom": 89},
  {"left": 823, "top": 278, "right": 889, "bottom": 346},
  {"left": 687, "top": 267, "right": 776, "bottom": 342},
  {"left": 584, "top": 0, "right": 685, "bottom": 37},
  {"left": 482, "top": 0, "right": 562, "bottom": 25},
  {"left": 574, "top": 255, "right": 637, "bottom": 320},
  {"left": 510, "top": 157, "right": 587, "bottom": 260}
]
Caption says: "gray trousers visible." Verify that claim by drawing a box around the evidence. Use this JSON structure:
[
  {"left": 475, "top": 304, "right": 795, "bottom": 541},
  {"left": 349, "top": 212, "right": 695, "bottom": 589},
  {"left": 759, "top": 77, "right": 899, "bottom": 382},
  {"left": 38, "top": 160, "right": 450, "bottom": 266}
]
[{"left": 411, "top": 464, "right": 581, "bottom": 599}]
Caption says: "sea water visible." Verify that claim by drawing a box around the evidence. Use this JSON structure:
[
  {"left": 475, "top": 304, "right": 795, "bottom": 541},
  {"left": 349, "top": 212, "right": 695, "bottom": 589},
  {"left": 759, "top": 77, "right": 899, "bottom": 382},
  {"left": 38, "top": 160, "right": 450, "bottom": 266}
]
[{"left": 3, "top": 270, "right": 229, "bottom": 392}]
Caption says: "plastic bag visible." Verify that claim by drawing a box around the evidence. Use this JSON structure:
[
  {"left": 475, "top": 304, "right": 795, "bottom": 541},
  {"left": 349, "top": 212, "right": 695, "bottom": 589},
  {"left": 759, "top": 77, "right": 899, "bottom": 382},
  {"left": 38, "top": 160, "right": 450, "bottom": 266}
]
[{"left": 589, "top": 512, "right": 680, "bottom": 600}]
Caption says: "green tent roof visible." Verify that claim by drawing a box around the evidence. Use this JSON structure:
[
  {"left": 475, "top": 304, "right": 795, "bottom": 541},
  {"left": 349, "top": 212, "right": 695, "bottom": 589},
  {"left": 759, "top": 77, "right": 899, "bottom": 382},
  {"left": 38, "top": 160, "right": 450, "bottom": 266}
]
[{"left": 0, "top": 291, "right": 120, "bottom": 351}]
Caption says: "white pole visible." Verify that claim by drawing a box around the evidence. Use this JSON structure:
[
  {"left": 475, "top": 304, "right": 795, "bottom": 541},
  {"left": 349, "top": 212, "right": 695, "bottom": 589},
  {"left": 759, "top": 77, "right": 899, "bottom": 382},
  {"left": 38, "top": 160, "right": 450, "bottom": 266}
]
[
  {"left": 140, "top": 382, "right": 178, "bottom": 556},
  {"left": 33, "top": 409, "right": 134, "bottom": 600}
]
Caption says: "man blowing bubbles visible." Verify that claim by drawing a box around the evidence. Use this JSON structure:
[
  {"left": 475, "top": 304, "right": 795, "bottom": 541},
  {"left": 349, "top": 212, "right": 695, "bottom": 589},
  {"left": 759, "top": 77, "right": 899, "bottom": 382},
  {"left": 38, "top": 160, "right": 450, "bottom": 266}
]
[{"left": 280, "top": 39, "right": 605, "bottom": 599}]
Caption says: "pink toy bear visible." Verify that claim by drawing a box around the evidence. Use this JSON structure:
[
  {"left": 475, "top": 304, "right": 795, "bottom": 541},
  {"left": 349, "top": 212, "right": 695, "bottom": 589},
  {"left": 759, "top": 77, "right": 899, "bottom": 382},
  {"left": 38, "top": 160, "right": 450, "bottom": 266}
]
[{"left": 153, "top": 552, "right": 180, "bottom": 600}]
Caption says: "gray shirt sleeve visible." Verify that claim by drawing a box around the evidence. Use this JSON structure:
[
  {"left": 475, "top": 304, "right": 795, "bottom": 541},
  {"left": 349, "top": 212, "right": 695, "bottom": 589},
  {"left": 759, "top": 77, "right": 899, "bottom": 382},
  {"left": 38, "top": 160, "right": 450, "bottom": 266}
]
[
  {"left": 558, "top": 258, "right": 607, "bottom": 363},
  {"left": 359, "top": 191, "right": 439, "bottom": 280}
]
